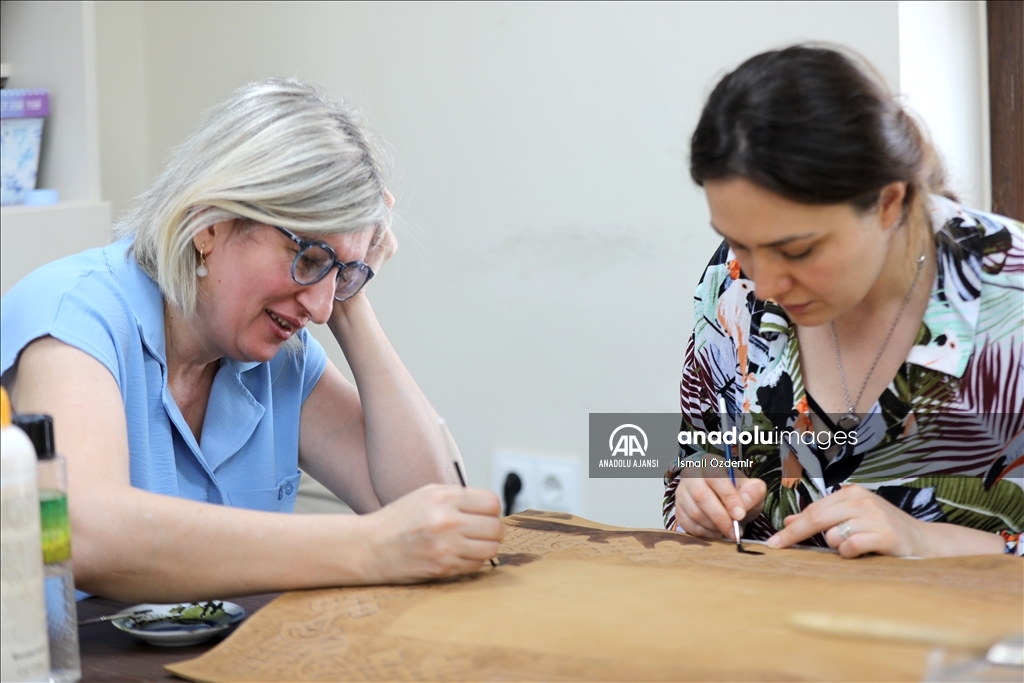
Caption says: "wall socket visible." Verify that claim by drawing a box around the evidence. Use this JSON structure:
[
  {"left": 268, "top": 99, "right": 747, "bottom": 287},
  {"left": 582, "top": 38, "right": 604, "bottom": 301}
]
[{"left": 492, "top": 450, "right": 581, "bottom": 516}]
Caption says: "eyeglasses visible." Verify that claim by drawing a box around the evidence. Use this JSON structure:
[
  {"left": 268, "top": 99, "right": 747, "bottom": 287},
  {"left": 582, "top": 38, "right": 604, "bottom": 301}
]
[{"left": 274, "top": 226, "right": 374, "bottom": 301}]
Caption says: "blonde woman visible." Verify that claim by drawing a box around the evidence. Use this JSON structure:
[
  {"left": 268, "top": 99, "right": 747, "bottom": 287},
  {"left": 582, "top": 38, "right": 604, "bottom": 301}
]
[{"left": 1, "top": 80, "right": 503, "bottom": 600}]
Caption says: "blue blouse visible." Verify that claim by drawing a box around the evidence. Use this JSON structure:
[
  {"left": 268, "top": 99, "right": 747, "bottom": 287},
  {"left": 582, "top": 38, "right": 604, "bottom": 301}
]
[{"left": 0, "top": 240, "right": 327, "bottom": 512}]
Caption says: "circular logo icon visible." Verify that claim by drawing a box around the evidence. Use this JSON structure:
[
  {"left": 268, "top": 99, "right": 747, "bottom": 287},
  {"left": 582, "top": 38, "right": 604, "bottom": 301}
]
[{"left": 608, "top": 424, "right": 648, "bottom": 457}]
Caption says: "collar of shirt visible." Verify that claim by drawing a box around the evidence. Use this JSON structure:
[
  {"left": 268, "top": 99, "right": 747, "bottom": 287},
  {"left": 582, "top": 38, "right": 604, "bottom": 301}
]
[
  {"left": 108, "top": 240, "right": 261, "bottom": 376},
  {"left": 904, "top": 196, "right": 986, "bottom": 379},
  {"left": 107, "top": 240, "right": 265, "bottom": 473}
]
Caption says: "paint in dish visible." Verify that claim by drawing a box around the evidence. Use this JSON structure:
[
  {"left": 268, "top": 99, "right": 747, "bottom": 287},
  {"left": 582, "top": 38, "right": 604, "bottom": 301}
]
[{"left": 110, "top": 601, "right": 246, "bottom": 647}]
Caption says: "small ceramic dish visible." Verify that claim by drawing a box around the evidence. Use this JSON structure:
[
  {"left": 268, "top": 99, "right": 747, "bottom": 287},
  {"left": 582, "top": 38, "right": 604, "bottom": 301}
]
[{"left": 110, "top": 601, "right": 246, "bottom": 647}]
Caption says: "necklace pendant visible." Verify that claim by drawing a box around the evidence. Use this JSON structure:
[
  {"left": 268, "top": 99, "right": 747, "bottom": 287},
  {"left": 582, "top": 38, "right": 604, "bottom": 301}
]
[{"left": 837, "top": 413, "right": 860, "bottom": 432}]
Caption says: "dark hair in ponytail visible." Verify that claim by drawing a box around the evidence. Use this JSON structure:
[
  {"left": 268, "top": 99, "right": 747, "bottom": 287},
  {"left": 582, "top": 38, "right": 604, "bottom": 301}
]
[{"left": 690, "top": 46, "right": 947, "bottom": 218}]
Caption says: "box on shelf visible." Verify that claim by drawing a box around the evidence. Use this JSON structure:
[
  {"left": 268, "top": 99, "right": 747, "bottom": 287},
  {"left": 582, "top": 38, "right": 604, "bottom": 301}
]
[{"left": 1, "top": 88, "right": 50, "bottom": 206}]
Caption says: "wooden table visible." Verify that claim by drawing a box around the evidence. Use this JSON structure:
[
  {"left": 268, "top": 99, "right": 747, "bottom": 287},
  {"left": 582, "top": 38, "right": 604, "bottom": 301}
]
[
  {"left": 77, "top": 593, "right": 279, "bottom": 682},
  {"left": 165, "top": 513, "right": 1023, "bottom": 683},
  {"left": 76, "top": 513, "right": 1023, "bottom": 682}
]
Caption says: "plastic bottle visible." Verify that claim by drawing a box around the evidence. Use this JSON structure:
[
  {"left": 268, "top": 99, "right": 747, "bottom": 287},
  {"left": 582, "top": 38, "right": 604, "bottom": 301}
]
[
  {"left": 14, "top": 414, "right": 81, "bottom": 683},
  {"left": 1, "top": 387, "right": 51, "bottom": 682}
]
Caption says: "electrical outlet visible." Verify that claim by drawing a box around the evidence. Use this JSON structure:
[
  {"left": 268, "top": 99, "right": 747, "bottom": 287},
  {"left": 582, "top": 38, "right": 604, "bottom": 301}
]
[
  {"left": 535, "top": 457, "right": 580, "bottom": 512},
  {"left": 493, "top": 450, "right": 581, "bottom": 516}
]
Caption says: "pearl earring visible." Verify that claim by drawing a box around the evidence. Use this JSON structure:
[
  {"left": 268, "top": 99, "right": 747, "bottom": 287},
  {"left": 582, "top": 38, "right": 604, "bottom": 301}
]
[{"left": 196, "top": 244, "right": 209, "bottom": 278}]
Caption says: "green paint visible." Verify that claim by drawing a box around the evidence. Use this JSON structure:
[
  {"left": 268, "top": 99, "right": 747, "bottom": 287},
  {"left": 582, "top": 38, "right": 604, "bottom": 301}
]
[{"left": 40, "top": 489, "right": 71, "bottom": 565}]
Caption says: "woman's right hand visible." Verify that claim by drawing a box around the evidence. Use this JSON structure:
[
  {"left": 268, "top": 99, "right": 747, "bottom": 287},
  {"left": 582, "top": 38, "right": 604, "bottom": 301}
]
[
  {"left": 673, "top": 467, "right": 766, "bottom": 540},
  {"left": 359, "top": 484, "right": 504, "bottom": 582}
]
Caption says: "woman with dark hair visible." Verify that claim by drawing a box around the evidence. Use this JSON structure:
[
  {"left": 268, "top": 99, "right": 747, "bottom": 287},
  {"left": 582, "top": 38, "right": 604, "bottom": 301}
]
[{"left": 665, "top": 46, "right": 1023, "bottom": 558}]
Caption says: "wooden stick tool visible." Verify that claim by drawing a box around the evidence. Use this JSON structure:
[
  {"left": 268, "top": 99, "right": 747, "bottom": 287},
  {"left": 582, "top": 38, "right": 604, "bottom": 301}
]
[
  {"left": 439, "top": 418, "right": 497, "bottom": 567},
  {"left": 719, "top": 396, "right": 761, "bottom": 555}
]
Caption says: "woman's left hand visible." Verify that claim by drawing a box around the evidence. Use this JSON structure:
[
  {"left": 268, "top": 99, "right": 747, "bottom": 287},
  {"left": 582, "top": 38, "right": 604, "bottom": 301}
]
[
  {"left": 362, "top": 224, "right": 398, "bottom": 276},
  {"left": 766, "top": 484, "right": 929, "bottom": 558},
  {"left": 361, "top": 190, "right": 398, "bottom": 275}
]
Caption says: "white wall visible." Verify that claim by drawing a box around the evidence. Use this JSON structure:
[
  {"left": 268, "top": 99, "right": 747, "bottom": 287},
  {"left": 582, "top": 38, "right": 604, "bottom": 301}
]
[
  {"left": 899, "top": 1, "right": 990, "bottom": 210},
  {"left": 95, "top": 0, "right": 149, "bottom": 222},
  {"left": 94, "top": 1, "right": 908, "bottom": 528}
]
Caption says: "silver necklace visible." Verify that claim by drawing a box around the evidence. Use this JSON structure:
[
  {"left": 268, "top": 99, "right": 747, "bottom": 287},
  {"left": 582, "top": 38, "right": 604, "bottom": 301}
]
[{"left": 830, "top": 253, "right": 926, "bottom": 431}]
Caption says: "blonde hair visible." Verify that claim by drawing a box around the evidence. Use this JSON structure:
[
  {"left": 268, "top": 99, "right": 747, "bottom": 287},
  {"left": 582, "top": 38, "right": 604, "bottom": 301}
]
[{"left": 114, "top": 79, "right": 390, "bottom": 316}]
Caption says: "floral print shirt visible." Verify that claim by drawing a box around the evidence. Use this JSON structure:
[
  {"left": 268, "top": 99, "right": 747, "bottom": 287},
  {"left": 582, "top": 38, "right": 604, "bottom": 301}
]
[{"left": 663, "top": 196, "right": 1024, "bottom": 555}]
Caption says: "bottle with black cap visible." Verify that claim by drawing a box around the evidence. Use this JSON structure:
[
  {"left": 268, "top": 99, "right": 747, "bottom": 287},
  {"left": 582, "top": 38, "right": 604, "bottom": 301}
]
[{"left": 13, "top": 414, "right": 81, "bottom": 683}]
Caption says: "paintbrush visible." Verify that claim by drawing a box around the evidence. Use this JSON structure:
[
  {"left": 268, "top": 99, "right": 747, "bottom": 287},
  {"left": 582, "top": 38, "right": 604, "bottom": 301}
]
[
  {"left": 439, "top": 418, "right": 497, "bottom": 567},
  {"left": 718, "top": 396, "right": 761, "bottom": 555},
  {"left": 78, "top": 608, "right": 153, "bottom": 626}
]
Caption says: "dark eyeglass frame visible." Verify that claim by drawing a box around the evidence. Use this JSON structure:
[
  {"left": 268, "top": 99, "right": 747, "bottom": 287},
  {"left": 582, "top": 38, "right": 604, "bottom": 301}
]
[{"left": 274, "top": 226, "right": 375, "bottom": 301}]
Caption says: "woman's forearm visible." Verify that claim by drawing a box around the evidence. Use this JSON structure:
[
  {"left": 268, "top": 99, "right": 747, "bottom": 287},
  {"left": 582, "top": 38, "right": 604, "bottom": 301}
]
[
  {"left": 923, "top": 522, "right": 1007, "bottom": 557},
  {"left": 73, "top": 485, "right": 374, "bottom": 602},
  {"left": 327, "top": 294, "right": 456, "bottom": 504}
]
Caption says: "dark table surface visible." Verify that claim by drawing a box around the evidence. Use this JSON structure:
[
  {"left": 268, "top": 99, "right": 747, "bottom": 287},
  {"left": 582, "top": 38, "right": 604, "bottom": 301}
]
[{"left": 77, "top": 593, "right": 279, "bottom": 682}]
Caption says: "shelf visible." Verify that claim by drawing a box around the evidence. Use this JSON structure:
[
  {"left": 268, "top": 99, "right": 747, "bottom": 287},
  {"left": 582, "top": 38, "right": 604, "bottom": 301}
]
[
  {"left": 0, "top": 200, "right": 111, "bottom": 295},
  {"left": 0, "top": 1, "right": 108, "bottom": 296}
]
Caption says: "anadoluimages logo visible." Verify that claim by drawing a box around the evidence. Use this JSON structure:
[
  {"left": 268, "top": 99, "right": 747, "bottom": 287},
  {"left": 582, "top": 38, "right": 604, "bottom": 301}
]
[
  {"left": 589, "top": 413, "right": 676, "bottom": 478},
  {"left": 609, "top": 424, "right": 648, "bottom": 457}
]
